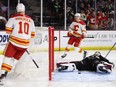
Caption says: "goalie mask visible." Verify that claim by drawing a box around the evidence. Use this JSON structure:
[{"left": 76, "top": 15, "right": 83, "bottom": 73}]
[
  {"left": 57, "top": 63, "right": 76, "bottom": 72},
  {"left": 94, "top": 51, "right": 101, "bottom": 57}
]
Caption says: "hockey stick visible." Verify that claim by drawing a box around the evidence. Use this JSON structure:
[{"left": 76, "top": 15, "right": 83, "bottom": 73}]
[
  {"left": 26, "top": 50, "right": 39, "bottom": 68},
  {"left": 105, "top": 42, "right": 116, "bottom": 58},
  {"left": 63, "top": 36, "right": 94, "bottom": 38}
]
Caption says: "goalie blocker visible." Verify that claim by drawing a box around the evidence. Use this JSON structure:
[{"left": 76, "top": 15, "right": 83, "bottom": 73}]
[{"left": 57, "top": 51, "right": 115, "bottom": 73}]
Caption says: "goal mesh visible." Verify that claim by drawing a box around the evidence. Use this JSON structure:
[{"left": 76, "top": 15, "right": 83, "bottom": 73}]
[{"left": 11, "top": 26, "right": 54, "bottom": 80}]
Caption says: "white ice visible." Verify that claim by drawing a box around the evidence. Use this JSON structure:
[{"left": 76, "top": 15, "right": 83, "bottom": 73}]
[{"left": 0, "top": 50, "right": 116, "bottom": 87}]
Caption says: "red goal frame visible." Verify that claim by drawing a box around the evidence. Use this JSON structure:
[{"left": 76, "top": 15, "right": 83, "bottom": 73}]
[{"left": 48, "top": 26, "right": 54, "bottom": 80}]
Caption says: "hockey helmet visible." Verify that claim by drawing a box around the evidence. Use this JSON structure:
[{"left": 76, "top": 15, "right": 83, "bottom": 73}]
[
  {"left": 94, "top": 51, "right": 101, "bottom": 57},
  {"left": 75, "top": 13, "right": 81, "bottom": 17},
  {"left": 16, "top": 3, "right": 25, "bottom": 12}
]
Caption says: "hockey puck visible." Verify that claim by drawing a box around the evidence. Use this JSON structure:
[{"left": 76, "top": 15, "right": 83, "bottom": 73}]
[{"left": 78, "top": 72, "right": 81, "bottom": 74}]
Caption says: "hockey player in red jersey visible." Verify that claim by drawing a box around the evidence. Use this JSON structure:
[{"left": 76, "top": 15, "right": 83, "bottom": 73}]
[
  {"left": 61, "top": 13, "right": 87, "bottom": 59},
  {"left": 57, "top": 51, "right": 114, "bottom": 73},
  {"left": 0, "top": 3, "right": 35, "bottom": 82}
]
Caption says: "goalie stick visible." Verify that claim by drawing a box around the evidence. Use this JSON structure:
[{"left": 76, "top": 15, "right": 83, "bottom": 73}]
[
  {"left": 105, "top": 42, "right": 116, "bottom": 58},
  {"left": 26, "top": 50, "right": 39, "bottom": 68}
]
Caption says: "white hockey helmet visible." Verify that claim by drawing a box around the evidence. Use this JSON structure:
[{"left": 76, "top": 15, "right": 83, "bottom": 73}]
[
  {"left": 16, "top": 3, "right": 25, "bottom": 12},
  {"left": 74, "top": 13, "right": 81, "bottom": 17}
]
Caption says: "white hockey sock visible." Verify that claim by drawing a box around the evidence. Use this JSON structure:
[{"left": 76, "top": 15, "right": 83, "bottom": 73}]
[
  {"left": 75, "top": 47, "right": 82, "bottom": 53},
  {"left": 1, "top": 57, "right": 14, "bottom": 73}
]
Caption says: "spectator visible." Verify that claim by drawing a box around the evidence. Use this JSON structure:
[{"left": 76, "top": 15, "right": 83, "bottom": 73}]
[
  {"left": 87, "top": 11, "right": 99, "bottom": 30},
  {"left": 51, "top": 0, "right": 61, "bottom": 15},
  {"left": 67, "top": 9, "right": 74, "bottom": 24},
  {"left": 100, "top": 12, "right": 109, "bottom": 29},
  {"left": 80, "top": 10, "right": 87, "bottom": 23},
  {"left": 0, "top": 7, "right": 7, "bottom": 30},
  {"left": 50, "top": 0, "right": 64, "bottom": 25},
  {"left": 78, "top": 3, "right": 85, "bottom": 13},
  {"left": 90, "top": 0, "right": 95, "bottom": 8},
  {"left": 84, "top": 0, "right": 90, "bottom": 9},
  {"left": 0, "top": 2, "right": 8, "bottom": 19},
  {"left": 107, "top": 11, "right": 114, "bottom": 30}
]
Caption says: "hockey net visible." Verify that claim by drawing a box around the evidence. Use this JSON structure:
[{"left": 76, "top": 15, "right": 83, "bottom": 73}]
[{"left": 11, "top": 26, "right": 54, "bottom": 80}]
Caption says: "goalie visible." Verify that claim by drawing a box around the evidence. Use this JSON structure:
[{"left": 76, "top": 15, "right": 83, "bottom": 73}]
[{"left": 57, "top": 51, "right": 115, "bottom": 73}]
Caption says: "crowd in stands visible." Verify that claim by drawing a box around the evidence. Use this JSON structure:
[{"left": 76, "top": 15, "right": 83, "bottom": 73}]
[
  {"left": 46, "top": 0, "right": 115, "bottom": 30},
  {"left": 0, "top": 1, "right": 7, "bottom": 30},
  {"left": 0, "top": 0, "right": 115, "bottom": 30},
  {"left": 76, "top": 0, "right": 114, "bottom": 30}
]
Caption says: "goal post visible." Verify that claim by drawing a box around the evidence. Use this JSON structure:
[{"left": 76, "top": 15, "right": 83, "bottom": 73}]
[{"left": 48, "top": 26, "right": 54, "bottom": 80}]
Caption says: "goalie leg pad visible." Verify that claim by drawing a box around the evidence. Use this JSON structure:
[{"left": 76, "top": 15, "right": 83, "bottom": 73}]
[{"left": 57, "top": 63, "right": 76, "bottom": 72}]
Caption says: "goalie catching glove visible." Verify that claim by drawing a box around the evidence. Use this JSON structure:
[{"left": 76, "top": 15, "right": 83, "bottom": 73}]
[{"left": 97, "top": 63, "right": 113, "bottom": 73}]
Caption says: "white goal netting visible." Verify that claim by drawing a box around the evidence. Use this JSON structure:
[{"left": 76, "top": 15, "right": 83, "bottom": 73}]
[{"left": 9, "top": 27, "right": 50, "bottom": 80}]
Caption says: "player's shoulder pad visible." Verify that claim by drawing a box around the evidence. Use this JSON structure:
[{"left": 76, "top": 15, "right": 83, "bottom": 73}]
[
  {"left": 79, "top": 20, "right": 86, "bottom": 25},
  {"left": 25, "top": 15, "right": 32, "bottom": 19},
  {"left": 73, "top": 20, "right": 86, "bottom": 25},
  {"left": 10, "top": 14, "right": 32, "bottom": 20},
  {"left": 10, "top": 14, "right": 23, "bottom": 18}
]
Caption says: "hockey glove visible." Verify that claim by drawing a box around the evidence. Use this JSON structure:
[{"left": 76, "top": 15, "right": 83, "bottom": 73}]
[
  {"left": 67, "top": 31, "right": 73, "bottom": 37},
  {"left": 81, "top": 34, "right": 85, "bottom": 39},
  {"left": 110, "top": 62, "right": 115, "bottom": 68}
]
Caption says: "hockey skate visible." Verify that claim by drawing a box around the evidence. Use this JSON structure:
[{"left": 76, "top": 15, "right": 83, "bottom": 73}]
[
  {"left": 0, "top": 71, "right": 8, "bottom": 85},
  {"left": 61, "top": 53, "right": 67, "bottom": 58},
  {"left": 83, "top": 51, "right": 87, "bottom": 59}
]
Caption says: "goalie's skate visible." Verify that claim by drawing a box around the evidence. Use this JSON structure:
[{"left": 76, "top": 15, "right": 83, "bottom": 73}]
[
  {"left": 0, "top": 71, "right": 8, "bottom": 85},
  {"left": 61, "top": 53, "right": 67, "bottom": 58},
  {"left": 83, "top": 51, "right": 87, "bottom": 59}
]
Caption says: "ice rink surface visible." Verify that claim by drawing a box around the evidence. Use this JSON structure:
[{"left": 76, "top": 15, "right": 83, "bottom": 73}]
[{"left": 0, "top": 50, "right": 116, "bottom": 87}]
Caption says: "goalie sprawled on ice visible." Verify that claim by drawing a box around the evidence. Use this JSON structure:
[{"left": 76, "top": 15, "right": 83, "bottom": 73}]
[{"left": 57, "top": 51, "right": 115, "bottom": 73}]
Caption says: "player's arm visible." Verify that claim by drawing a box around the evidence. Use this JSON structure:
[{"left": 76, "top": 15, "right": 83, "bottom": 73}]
[
  {"left": 99, "top": 55, "right": 111, "bottom": 63},
  {"left": 67, "top": 22, "right": 74, "bottom": 36},
  {"left": 81, "top": 23, "right": 87, "bottom": 39},
  {"left": 5, "top": 18, "right": 14, "bottom": 34},
  {"left": 0, "top": 16, "right": 7, "bottom": 24},
  {"left": 56, "top": 61, "right": 77, "bottom": 72},
  {"left": 30, "top": 20, "right": 35, "bottom": 38}
]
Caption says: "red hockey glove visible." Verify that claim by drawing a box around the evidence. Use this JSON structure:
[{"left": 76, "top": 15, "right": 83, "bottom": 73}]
[
  {"left": 81, "top": 34, "right": 85, "bottom": 39},
  {"left": 67, "top": 32, "right": 73, "bottom": 37}
]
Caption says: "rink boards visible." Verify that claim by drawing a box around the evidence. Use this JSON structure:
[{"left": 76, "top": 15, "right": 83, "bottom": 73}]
[{"left": 0, "top": 28, "right": 116, "bottom": 54}]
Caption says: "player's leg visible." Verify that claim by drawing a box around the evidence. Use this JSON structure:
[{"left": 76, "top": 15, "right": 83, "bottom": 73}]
[
  {"left": 0, "top": 42, "right": 16, "bottom": 81},
  {"left": 74, "top": 38, "right": 87, "bottom": 59},
  {"left": 57, "top": 62, "right": 76, "bottom": 72},
  {"left": 96, "top": 63, "right": 113, "bottom": 73},
  {"left": 61, "top": 37, "right": 75, "bottom": 58},
  {"left": 13, "top": 47, "right": 27, "bottom": 60},
  {"left": 61, "top": 44, "right": 71, "bottom": 58},
  {"left": 70, "top": 61, "right": 83, "bottom": 70}
]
